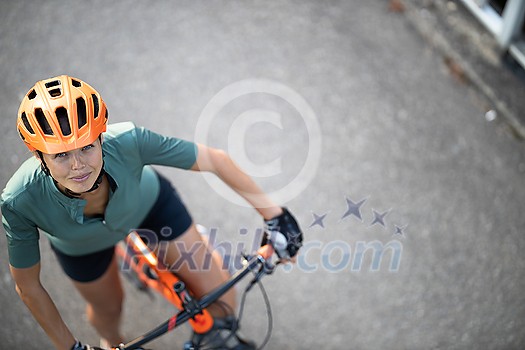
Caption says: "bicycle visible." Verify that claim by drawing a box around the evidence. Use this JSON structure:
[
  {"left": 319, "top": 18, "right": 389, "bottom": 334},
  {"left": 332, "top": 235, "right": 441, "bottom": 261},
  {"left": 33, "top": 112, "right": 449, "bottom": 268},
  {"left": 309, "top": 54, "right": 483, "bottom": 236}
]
[{"left": 111, "top": 227, "right": 282, "bottom": 350}]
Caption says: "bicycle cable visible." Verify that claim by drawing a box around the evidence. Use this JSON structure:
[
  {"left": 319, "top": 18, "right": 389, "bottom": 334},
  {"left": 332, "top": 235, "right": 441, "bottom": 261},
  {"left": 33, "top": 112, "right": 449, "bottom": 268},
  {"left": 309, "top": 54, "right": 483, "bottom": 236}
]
[
  {"left": 236, "top": 279, "right": 273, "bottom": 350},
  {"left": 198, "top": 266, "right": 274, "bottom": 349}
]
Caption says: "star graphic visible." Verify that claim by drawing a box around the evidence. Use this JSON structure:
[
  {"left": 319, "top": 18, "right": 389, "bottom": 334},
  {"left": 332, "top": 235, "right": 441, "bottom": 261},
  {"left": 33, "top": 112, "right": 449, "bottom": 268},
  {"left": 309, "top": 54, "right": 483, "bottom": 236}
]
[
  {"left": 341, "top": 197, "right": 367, "bottom": 222},
  {"left": 309, "top": 212, "right": 328, "bottom": 228},
  {"left": 393, "top": 224, "right": 407, "bottom": 237},
  {"left": 370, "top": 209, "right": 390, "bottom": 227}
]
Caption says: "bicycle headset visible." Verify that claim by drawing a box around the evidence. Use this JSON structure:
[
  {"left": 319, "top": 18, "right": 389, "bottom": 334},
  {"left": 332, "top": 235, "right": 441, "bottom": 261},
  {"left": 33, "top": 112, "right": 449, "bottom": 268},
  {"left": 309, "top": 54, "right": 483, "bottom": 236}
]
[{"left": 17, "top": 75, "right": 109, "bottom": 197}]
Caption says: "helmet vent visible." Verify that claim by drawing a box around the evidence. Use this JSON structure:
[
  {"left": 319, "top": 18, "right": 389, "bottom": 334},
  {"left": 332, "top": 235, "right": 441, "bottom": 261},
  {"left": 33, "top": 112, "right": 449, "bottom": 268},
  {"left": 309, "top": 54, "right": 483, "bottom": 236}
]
[
  {"left": 71, "top": 79, "right": 82, "bottom": 87},
  {"left": 45, "top": 80, "right": 60, "bottom": 88},
  {"left": 48, "top": 88, "right": 62, "bottom": 97},
  {"left": 45, "top": 80, "right": 62, "bottom": 97},
  {"left": 56, "top": 107, "right": 71, "bottom": 136},
  {"left": 28, "top": 90, "right": 37, "bottom": 100},
  {"left": 92, "top": 94, "right": 100, "bottom": 119},
  {"left": 35, "top": 108, "right": 54, "bottom": 135},
  {"left": 21, "top": 112, "right": 35, "bottom": 134},
  {"left": 76, "top": 97, "right": 87, "bottom": 129}
]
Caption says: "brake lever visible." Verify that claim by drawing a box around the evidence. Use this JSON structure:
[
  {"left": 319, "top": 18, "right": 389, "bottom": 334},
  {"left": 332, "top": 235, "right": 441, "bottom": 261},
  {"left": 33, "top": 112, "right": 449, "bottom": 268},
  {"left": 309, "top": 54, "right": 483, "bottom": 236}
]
[{"left": 241, "top": 249, "right": 276, "bottom": 292}]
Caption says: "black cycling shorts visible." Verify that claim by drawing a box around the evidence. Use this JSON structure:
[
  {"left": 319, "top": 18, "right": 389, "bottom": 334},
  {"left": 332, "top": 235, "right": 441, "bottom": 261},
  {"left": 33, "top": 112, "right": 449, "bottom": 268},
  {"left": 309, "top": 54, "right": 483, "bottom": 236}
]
[{"left": 51, "top": 172, "right": 193, "bottom": 283}]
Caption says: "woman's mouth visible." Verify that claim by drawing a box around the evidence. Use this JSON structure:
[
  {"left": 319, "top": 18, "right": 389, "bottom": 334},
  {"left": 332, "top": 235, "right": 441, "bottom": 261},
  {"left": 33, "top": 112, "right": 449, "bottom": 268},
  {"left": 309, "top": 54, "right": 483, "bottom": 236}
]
[{"left": 70, "top": 173, "right": 91, "bottom": 183}]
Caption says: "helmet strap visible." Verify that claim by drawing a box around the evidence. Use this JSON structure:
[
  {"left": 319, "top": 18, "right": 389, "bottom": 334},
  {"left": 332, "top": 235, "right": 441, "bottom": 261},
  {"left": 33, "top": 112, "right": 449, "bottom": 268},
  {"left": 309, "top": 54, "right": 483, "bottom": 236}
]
[{"left": 36, "top": 151, "right": 51, "bottom": 176}]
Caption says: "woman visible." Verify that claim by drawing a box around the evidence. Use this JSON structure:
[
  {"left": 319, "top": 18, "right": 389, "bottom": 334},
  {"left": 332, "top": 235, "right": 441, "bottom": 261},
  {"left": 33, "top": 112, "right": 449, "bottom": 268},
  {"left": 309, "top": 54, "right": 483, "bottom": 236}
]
[{"left": 1, "top": 75, "right": 303, "bottom": 350}]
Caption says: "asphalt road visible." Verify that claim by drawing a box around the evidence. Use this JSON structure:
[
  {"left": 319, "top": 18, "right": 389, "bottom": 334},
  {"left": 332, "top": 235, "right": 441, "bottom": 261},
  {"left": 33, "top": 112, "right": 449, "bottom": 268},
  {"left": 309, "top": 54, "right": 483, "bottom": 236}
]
[{"left": 1, "top": 1, "right": 525, "bottom": 349}]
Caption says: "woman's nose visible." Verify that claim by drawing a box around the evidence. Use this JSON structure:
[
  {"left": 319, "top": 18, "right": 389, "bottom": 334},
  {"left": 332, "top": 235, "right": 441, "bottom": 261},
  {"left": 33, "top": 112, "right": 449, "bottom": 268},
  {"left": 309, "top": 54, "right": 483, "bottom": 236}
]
[{"left": 70, "top": 153, "right": 85, "bottom": 170}]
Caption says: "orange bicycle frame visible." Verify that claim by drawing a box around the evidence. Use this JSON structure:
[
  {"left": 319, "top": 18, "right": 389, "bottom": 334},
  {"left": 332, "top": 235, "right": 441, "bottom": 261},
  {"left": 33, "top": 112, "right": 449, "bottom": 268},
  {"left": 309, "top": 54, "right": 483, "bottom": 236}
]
[{"left": 115, "top": 231, "right": 214, "bottom": 334}]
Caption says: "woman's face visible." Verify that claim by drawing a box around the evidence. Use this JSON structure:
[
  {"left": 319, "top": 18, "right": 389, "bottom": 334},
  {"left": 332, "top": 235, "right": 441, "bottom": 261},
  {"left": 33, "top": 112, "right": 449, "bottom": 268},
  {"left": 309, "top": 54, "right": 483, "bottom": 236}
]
[{"left": 40, "top": 138, "right": 104, "bottom": 194}]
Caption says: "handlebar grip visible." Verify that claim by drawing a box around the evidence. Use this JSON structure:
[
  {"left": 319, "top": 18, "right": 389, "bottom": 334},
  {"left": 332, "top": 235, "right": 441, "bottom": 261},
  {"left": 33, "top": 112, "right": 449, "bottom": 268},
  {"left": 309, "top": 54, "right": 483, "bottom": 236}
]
[{"left": 257, "top": 244, "right": 275, "bottom": 260}]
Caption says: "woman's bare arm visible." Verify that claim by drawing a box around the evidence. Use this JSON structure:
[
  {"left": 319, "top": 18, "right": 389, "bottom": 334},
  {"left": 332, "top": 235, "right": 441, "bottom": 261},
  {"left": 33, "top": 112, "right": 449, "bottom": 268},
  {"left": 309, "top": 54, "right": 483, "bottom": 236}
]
[
  {"left": 190, "top": 144, "right": 283, "bottom": 220},
  {"left": 10, "top": 263, "right": 76, "bottom": 350}
]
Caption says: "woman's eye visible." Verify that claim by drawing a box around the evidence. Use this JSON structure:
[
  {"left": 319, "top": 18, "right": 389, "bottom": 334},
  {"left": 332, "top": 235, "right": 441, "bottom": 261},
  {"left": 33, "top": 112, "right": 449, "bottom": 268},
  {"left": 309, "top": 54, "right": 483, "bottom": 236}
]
[
  {"left": 82, "top": 144, "right": 94, "bottom": 151},
  {"left": 55, "top": 152, "right": 68, "bottom": 158}
]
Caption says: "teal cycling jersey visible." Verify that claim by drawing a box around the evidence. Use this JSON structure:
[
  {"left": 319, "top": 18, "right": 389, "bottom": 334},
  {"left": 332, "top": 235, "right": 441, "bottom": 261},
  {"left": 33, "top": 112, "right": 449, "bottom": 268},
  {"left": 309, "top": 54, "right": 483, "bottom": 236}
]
[{"left": 1, "top": 122, "right": 198, "bottom": 268}]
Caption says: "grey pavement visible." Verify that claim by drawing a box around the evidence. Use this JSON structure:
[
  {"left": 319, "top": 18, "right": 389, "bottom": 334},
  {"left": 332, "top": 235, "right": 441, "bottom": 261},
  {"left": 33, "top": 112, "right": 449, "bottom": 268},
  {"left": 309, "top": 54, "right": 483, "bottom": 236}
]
[
  {"left": 403, "top": 0, "right": 525, "bottom": 139},
  {"left": 1, "top": 1, "right": 525, "bottom": 349}
]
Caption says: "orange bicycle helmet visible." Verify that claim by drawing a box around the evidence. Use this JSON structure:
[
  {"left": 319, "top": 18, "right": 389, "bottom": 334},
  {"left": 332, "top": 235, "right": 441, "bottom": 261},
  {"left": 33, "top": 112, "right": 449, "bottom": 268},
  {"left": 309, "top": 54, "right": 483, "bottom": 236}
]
[{"left": 17, "top": 75, "right": 108, "bottom": 154}]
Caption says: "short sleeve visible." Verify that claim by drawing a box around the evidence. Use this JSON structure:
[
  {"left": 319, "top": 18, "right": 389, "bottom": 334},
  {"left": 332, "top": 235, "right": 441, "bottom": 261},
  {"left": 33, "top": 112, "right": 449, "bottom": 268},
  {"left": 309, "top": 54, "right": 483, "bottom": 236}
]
[
  {"left": 135, "top": 127, "right": 198, "bottom": 169},
  {"left": 1, "top": 203, "right": 40, "bottom": 268}
]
